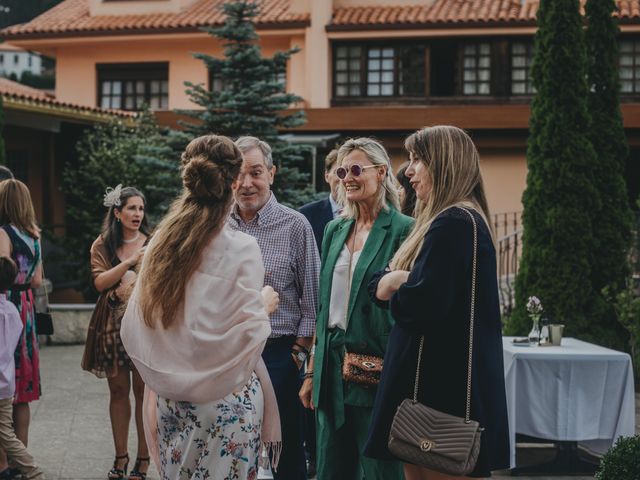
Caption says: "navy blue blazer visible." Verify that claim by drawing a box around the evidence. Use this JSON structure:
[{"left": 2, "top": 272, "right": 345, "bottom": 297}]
[
  {"left": 364, "top": 207, "right": 510, "bottom": 478},
  {"left": 299, "top": 196, "right": 334, "bottom": 253}
]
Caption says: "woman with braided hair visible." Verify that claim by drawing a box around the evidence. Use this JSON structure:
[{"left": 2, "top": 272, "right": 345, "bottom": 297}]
[{"left": 121, "top": 135, "right": 281, "bottom": 480}]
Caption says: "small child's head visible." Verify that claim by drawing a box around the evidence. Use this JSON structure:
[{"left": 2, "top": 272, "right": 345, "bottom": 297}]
[{"left": 0, "top": 256, "right": 17, "bottom": 293}]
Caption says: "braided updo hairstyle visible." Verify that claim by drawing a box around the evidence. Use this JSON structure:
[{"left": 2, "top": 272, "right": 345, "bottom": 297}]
[
  {"left": 137, "top": 135, "right": 243, "bottom": 328},
  {"left": 181, "top": 135, "right": 242, "bottom": 204}
]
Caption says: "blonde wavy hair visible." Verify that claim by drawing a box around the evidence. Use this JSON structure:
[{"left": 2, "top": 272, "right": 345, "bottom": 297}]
[
  {"left": 390, "top": 126, "right": 493, "bottom": 271},
  {"left": 137, "top": 135, "right": 243, "bottom": 328},
  {"left": 0, "top": 179, "right": 40, "bottom": 239},
  {"left": 336, "top": 138, "right": 400, "bottom": 219}
]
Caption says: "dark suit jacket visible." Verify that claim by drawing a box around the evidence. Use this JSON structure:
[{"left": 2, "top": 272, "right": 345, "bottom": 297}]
[{"left": 299, "top": 197, "right": 334, "bottom": 253}]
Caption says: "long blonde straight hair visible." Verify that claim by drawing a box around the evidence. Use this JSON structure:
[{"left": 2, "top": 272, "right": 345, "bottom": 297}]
[
  {"left": 390, "top": 126, "right": 493, "bottom": 271},
  {"left": 336, "top": 137, "right": 400, "bottom": 220},
  {"left": 137, "top": 135, "right": 243, "bottom": 328}
]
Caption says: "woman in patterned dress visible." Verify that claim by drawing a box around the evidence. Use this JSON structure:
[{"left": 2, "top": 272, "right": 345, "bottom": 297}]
[
  {"left": 0, "top": 179, "right": 43, "bottom": 465},
  {"left": 81, "top": 185, "right": 151, "bottom": 480},
  {"left": 121, "top": 135, "right": 282, "bottom": 480}
]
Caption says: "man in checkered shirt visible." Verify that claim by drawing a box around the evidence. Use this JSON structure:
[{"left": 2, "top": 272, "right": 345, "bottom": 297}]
[{"left": 228, "top": 136, "right": 320, "bottom": 480}]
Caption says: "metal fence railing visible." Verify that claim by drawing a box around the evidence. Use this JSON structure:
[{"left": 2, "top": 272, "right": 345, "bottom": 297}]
[{"left": 492, "top": 212, "right": 522, "bottom": 315}]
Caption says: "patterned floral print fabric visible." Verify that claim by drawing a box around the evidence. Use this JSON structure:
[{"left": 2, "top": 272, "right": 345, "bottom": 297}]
[
  {"left": 2, "top": 225, "right": 41, "bottom": 404},
  {"left": 157, "top": 373, "right": 264, "bottom": 480},
  {"left": 81, "top": 236, "right": 134, "bottom": 378}
]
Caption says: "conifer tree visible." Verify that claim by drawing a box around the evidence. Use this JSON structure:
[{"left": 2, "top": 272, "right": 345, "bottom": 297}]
[
  {"left": 181, "top": 0, "right": 315, "bottom": 207},
  {"left": 585, "top": 0, "right": 633, "bottom": 348},
  {"left": 508, "top": 0, "right": 600, "bottom": 339}
]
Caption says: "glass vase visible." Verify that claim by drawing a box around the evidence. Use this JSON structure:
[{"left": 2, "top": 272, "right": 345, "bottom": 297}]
[{"left": 528, "top": 315, "right": 541, "bottom": 346}]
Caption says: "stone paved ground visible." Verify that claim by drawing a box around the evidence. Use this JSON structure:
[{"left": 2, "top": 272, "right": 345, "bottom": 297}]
[{"left": 27, "top": 345, "right": 638, "bottom": 480}]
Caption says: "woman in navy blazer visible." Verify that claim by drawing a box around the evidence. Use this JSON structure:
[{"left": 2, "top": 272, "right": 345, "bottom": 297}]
[{"left": 364, "top": 126, "right": 510, "bottom": 479}]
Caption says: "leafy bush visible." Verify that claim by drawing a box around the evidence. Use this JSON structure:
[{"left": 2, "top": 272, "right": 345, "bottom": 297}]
[
  {"left": 605, "top": 208, "right": 640, "bottom": 380},
  {"left": 595, "top": 435, "right": 640, "bottom": 479},
  {"left": 61, "top": 109, "right": 187, "bottom": 300}
]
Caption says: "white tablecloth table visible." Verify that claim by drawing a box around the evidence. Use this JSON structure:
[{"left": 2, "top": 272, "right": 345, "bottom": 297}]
[{"left": 502, "top": 337, "right": 636, "bottom": 469}]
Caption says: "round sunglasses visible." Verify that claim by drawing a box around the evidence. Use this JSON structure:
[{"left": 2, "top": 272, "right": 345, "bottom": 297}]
[{"left": 335, "top": 164, "right": 380, "bottom": 180}]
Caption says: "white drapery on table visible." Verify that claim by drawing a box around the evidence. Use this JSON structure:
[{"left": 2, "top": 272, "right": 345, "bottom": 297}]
[{"left": 502, "top": 337, "right": 636, "bottom": 468}]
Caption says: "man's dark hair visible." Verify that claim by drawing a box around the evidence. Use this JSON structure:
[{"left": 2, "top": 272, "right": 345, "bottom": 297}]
[
  {"left": 0, "top": 166, "right": 14, "bottom": 181},
  {"left": 0, "top": 256, "right": 17, "bottom": 292}
]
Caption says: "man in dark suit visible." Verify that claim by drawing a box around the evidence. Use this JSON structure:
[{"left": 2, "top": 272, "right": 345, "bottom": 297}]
[{"left": 300, "top": 149, "right": 341, "bottom": 253}]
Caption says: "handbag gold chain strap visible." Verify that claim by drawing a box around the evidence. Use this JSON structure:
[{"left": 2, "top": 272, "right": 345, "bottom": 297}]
[{"left": 412, "top": 207, "right": 478, "bottom": 424}]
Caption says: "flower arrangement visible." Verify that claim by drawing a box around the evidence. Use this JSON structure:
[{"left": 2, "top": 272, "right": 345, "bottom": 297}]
[
  {"left": 526, "top": 296, "right": 544, "bottom": 345},
  {"left": 526, "top": 296, "right": 543, "bottom": 316}
]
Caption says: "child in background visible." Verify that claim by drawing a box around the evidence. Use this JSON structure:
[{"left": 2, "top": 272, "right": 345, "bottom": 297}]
[{"left": 0, "top": 256, "right": 44, "bottom": 480}]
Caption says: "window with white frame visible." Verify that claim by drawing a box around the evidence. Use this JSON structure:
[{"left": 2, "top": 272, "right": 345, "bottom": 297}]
[
  {"left": 97, "top": 63, "right": 169, "bottom": 110},
  {"left": 334, "top": 43, "right": 426, "bottom": 98},
  {"left": 619, "top": 39, "right": 640, "bottom": 94},
  {"left": 511, "top": 42, "right": 535, "bottom": 95},
  {"left": 461, "top": 43, "right": 491, "bottom": 95}
]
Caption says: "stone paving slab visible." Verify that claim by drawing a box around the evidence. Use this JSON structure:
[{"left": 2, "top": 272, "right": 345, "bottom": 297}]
[
  {"left": 29, "top": 345, "right": 159, "bottom": 480},
  {"left": 26, "top": 344, "right": 638, "bottom": 480}
]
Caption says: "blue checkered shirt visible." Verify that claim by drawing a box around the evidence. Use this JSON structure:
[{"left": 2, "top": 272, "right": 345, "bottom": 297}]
[{"left": 228, "top": 193, "right": 320, "bottom": 338}]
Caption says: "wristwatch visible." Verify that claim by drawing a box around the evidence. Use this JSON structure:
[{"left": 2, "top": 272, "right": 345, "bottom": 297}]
[{"left": 293, "top": 349, "right": 308, "bottom": 363}]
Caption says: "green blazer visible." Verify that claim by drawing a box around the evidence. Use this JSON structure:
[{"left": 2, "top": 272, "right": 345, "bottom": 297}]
[{"left": 312, "top": 207, "right": 413, "bottom": 409}]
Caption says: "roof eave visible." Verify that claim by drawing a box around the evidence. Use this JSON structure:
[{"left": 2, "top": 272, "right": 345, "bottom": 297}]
[
  {"left": 2, "top": 95, "right": 137, "bottom": 125},
  {"left": 1, "top": 20, "right": 310, "bottom": 41},
  {"left": 326, "top": 19, "right": 539, "bottom": 32}
]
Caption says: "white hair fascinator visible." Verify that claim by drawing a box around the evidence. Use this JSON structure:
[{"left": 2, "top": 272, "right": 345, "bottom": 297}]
[{"left": 103, "top": 184, "right": 123, "bottom": 208}]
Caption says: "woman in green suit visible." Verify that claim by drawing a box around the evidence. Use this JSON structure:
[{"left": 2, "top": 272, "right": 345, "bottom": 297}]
[{"left": 299, "top": 138, "right": 413, "bottom": 479}]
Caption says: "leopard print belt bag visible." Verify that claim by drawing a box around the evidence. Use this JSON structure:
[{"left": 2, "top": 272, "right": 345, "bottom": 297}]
[{"left": 342, "top": 351, "right": 383, "bottom": 387}]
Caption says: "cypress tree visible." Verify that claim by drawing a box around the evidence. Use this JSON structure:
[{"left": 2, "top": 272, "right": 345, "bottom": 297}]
[
  {"left": 180, "top": 0, "right": 315, "bottom": 207},
  {"left": 585, "top": 0, "right": 634, "bottom": 348},
  {"left": 508, "top": 0, "right": 600, "bottom": 339}
]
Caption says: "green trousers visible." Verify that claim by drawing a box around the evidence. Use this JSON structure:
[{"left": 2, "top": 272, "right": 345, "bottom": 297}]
[
  {"left": 316, "top": 403, "right": 403, "bottom": 480},
  {"left": 316, "top": 329, "right": 402, "bottom": 480}
]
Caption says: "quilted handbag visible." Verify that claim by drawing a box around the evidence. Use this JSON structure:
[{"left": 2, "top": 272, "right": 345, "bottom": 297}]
[{"left": 388, "top": 207, "right": 484, "bottom": 476}]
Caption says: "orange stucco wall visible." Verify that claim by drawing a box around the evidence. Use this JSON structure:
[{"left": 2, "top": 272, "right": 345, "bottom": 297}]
[
  {"left": 479, "top": 150, "right": 528, "bottom": 215},
  {"left": 54, "top": 34, "right": 297, "bottom": 110},
  {"left": 388, "top": 144, "right": 526, "bottom": 215}
]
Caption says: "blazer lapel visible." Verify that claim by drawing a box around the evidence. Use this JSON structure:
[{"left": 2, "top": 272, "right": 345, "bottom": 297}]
[{"left": 346, "top": 209, "right": 393, "bottom": 321}]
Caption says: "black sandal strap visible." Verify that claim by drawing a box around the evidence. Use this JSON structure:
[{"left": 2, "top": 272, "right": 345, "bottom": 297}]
[
  {"left": 129, "top": 457, "right": 150, "bottom": 480},
  {"left": 108, "top": 453, "right": 129, "bottom": 479}
]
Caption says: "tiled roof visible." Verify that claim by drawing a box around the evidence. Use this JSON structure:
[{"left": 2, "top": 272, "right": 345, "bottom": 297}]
[
  {"left": 330, "top": 0, "right": 640, "bottom": 29},
  {"left": 2, "top": 0, "right": 310, "bottom": 39},
  {"left": 0, "top": 77, "right": 133, "bottom": 119},
  {"left": 3, "top": 0, "right": 638, "bottom": 38},
  {"left": 0, "top": 77, "right": 52, "bottom": 99}
]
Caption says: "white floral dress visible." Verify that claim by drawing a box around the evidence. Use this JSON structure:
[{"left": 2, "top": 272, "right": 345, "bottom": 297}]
[{"left": 157, "top": 373, "right": 264, "bottom": 480}]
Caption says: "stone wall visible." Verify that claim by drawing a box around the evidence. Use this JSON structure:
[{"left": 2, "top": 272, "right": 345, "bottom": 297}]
[{"left": 44, "top": 304, "right": 95, "bottom": 345}]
